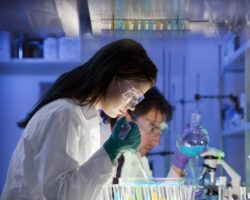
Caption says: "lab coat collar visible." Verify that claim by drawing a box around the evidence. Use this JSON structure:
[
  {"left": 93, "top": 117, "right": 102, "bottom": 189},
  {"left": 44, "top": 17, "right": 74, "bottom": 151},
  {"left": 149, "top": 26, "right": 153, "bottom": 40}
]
[
  {"left": 81, "top": 105, "right": 99, "bottom": 121},
  {"left": 66, "top": 98, "right": 99, "bottom": 122},
  {"left": 80, "top": 104, "right": 101, "bottom": 158}
]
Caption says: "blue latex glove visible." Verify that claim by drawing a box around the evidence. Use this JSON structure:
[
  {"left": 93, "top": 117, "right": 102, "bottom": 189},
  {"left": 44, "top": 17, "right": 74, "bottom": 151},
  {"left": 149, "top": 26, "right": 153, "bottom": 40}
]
[
  {"left": 195, "top": 188, "right": 203, "bottom": 200},
  {"left": 173, "top": 145, "right": 209, "bottom": 170},
  {"left": 103, "top": 117, "right": 141, "bottom": 163},
  {"left": 172, "top": 149, "right": 190, "bottom": 169}
]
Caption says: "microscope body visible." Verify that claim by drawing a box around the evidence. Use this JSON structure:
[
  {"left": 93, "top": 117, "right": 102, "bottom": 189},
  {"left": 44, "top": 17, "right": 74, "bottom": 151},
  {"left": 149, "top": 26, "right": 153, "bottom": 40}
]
[{"left": 200, "top": 148, "right": 241, "bottom": 199}]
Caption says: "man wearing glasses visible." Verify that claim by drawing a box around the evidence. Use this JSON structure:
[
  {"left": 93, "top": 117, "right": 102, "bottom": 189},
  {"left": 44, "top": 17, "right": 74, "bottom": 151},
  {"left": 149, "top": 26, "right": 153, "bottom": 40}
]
[{"left": 112, "top": 87, "right": 173, "bottom": 181}]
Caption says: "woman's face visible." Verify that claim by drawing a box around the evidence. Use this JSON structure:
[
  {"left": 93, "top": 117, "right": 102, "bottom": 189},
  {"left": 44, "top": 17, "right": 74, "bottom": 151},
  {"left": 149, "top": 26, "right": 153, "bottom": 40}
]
[{"left": 99, "top": 79, "right": 151, "bottom": 118}]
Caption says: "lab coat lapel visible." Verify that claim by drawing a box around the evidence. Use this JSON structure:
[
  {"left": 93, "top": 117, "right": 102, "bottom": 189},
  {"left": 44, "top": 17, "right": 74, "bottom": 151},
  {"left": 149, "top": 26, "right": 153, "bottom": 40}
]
[{"left": 81, "top": 106, "right": 101, "bottom": 158}]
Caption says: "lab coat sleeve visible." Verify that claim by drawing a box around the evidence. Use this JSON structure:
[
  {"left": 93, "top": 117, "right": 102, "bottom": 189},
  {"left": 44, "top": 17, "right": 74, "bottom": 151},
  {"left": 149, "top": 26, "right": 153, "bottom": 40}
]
[
  {"left": 167, "top": 166, "right": 183, "bottom": 178},
  {"left": 120, "top": 152, "right": 139, "bottom": 177},
  {"left": 33, "top": 107, "right": 114, "bottom": 200},
  {"left": 120, "top": 152, "right": 152, "bottom": 178}
]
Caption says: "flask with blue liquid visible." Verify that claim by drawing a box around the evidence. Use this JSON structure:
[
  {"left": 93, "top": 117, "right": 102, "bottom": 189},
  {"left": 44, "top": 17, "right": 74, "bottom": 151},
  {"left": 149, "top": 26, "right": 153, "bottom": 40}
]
[{"left": 177, "top": 113, "right": 209, "bottom": 158}]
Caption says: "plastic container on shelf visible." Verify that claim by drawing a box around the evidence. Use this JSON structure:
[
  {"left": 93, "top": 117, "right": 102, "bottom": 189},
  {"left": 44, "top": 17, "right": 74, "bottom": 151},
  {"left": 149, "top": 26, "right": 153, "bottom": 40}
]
[
  {"left": 28, "top": 39, "right": 43, "bottom": 58},
  {"left": 0, "top": 31, "right": 11, "bottom": 61},
  {"left": 43, "top": 37, "right": 58, "bottom": 60},
  {"left": 240, "top": 93, "right": 246, "bottom": 110},
  {"left": 223, "top": 102, "right": 244, "bottom": 132},
  {"left": 58, "top": 37, "right": 80, "bottom": 61},
  {"left": 12, "top": 33, "right": 24, "bottom": 58}
]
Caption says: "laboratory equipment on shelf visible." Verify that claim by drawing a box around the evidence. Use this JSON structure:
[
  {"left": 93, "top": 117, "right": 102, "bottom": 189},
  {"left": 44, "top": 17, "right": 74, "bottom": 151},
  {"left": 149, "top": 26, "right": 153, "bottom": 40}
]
[
  {"left": 177, "top": 113, "right": 209, "bottom": 158},
  {"left": 200, "top": 148, "right": 241, "bottom": 199},
  {"left": 102, "top": 177, "right": 196, "bottom": 200}
]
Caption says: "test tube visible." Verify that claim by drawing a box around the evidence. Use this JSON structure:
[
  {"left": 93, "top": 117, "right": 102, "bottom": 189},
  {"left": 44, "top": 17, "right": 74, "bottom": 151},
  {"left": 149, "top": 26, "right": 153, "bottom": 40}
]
[
  {"left": 149, "top": 186, "right": 158, "bottom": 200},
  {"left": 188, "top": 185, "right": 196, "bottom": 200},
  {"left": 142, "top": 186, "right": 150, "bottom": 200},
  {"left": 247, "top": 192, "right": 250, "bottom": 199},
  {"left": 240, "top": 186, "right": 247, "bottom": 200},
  {"left": 158, "top": 185, "right": 166, "bottom": 200},
  {"left": 113, "top": 185, "right": 120, "bottom": 200},
  {"left": 135, "top": 186, "right": 143, "bottom": 200},
  {"left": 218, "top": 176, "right": 228, "bottom": 200}
]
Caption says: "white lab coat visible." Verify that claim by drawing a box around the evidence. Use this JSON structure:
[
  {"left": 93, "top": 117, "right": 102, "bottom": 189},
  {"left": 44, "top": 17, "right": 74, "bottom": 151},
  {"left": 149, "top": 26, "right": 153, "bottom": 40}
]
[
  {"left": 121, "top": 151, "right": 153, "bottom": 178},
  {"left": 120, "top": 151, "right": 181, "bottom": 179},
  {"left": 1, "top": 98, "right": 115, "bottom": 200},
  {"left": 99, "top": 119, "right": 112, "bottom": 146}
]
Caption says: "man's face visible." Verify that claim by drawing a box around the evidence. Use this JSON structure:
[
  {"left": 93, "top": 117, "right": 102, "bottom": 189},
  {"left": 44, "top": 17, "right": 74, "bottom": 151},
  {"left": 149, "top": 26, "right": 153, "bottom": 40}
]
[{"left": 136, "top": 108, "right": 167, "bottom": 156}]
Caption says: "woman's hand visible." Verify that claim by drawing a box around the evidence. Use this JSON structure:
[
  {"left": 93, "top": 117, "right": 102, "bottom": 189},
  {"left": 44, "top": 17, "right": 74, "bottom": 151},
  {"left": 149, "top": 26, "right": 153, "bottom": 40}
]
[{"left": 103, "top": 117, "right": 141, "bottom": 163}]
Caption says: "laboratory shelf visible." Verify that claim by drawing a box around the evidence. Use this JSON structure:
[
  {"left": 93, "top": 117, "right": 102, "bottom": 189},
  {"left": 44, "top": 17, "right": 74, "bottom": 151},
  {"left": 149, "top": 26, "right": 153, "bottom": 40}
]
[
  {"left": 222, "top": 122, "right": 250, "bottom": 136},
  {"left": 222, "top": 41, "right": 250, "bottom": 72},
  {"left": 220, "top": 38, "right": 250, "bottom": 185},
  {"left": 0, "top": 58, "right": 81, "bottom": 75}
]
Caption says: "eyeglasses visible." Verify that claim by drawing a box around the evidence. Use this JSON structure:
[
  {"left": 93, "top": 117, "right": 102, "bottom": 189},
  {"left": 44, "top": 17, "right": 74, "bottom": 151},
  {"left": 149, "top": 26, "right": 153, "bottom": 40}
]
[
  {"left": 117, "top": 79, "right": 145, "bottom": 110},
  {"left": 133, "top": 115, "right": 169, "bottom": 135}
]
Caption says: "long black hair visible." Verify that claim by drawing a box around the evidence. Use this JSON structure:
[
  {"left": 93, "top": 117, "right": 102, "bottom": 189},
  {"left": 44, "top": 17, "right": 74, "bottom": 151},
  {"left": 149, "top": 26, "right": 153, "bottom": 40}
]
[{"left": 18, "top": 39, "right": 158, "bottom": 128}]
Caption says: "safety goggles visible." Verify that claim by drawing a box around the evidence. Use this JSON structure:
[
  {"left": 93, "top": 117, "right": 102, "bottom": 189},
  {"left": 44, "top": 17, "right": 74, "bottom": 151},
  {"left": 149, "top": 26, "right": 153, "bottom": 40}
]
[
  {"left": 132, "top": 115, "right": 169, "bottom": 135},
  {"left": 117, "top": 79, "right": 145, "bottom": 110}
]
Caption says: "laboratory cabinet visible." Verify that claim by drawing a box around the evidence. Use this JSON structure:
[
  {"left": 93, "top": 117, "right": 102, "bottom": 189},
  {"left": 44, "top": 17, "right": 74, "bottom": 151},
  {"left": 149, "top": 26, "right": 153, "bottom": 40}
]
[{"left": 221, "top": 40, "right": 250, "bottom": 186}]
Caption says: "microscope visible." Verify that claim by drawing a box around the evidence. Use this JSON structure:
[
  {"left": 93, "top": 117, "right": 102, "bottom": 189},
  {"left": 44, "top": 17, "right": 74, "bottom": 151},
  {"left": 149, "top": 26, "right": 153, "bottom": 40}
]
[{"left": 200, "top": 148, "right": 241, "bottom": 199}]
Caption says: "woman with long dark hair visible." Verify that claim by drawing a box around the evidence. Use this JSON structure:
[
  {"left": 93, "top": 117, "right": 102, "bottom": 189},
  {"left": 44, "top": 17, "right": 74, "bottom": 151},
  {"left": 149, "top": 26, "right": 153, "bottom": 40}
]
[{"left": 1, "top": 39, "right": 157, "bottom": 200}]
